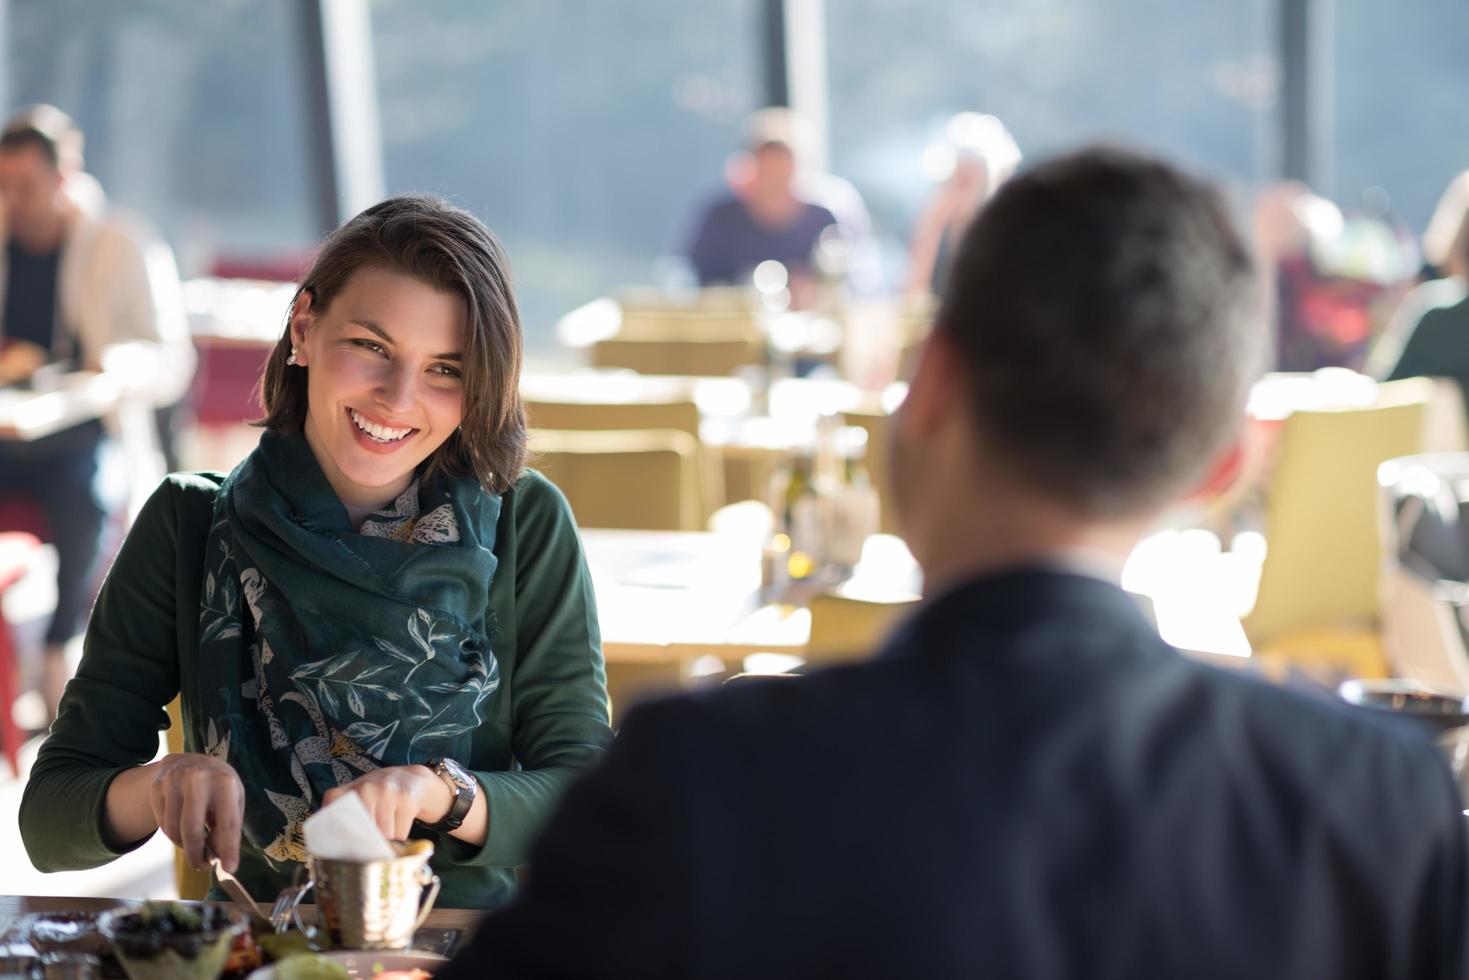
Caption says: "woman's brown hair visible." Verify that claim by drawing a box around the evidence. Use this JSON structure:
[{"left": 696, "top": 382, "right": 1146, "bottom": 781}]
[{"left": 256, "top": 194, "right": 526, "bottom": 494}]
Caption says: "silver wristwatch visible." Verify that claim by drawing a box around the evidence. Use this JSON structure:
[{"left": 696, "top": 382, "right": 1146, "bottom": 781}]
[{"left": 423, "top": 756, "right": 476, "bottom": 832}]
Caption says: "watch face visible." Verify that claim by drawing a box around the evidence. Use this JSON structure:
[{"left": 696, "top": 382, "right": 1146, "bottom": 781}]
[{"left": 438, "top": 757, "right": 474, "bottom": 791}]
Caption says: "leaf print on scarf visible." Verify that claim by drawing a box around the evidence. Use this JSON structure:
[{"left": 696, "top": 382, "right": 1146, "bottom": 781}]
[
  {"left": 239, "top": 568, "right": 267, "bottom": 627},
  {"left": 262, "top": 790, "right": 310, "bottom": 867},
  {"left": 203, "top": 719, "right": 230, "bottom": 762},
  {"left": 290, "top": 650, "right": 403, "bottom": 718},
  {"left": 407, "top": 608, "right": 457, "bottom": 663},
  {"left": 341, "top": 719, "right": 399, "bottom": 760},
  {"left": 280, "top": 690, "right": 354, "bottom": 786}
]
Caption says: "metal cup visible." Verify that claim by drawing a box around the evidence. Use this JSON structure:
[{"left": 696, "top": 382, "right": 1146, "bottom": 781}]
[{"left": 295, "top": 842, "right": 441, "bottom": 950}]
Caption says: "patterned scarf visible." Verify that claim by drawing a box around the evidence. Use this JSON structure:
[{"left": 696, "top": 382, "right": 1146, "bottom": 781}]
[{"left": 196, "top": 429, "right": 501, "bottom": 870}]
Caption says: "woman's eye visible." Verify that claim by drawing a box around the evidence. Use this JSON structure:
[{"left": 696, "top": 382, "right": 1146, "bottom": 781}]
[
  {"left": 351, "top": 339, "right": 387, "bottom": 355},
  {"left": 432, "top": 364, "right": 463, "bottom": 380}
]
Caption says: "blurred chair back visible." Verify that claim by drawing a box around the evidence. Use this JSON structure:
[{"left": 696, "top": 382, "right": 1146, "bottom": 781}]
[
  {"left": 530, "top": 428, "right": 702, "bottom": 531},
  {"left": 525, "top": 398, "right": 723, "bottom": 522},
  {"left": 616, "top": 307, "right": 760, "bottom": 342},
  {"left": 1377, "top": 452, "right": 1469, "bottom": 694},
  {"left": 591, "top": 337, "right": 764, "bottom": 378},
  {"left": 1244, "top": 378, "right": 1434, "bottom": 674},
  {"left": 803, "top": 592, "right": 918, "bottom": 666},
  {"left": 1422, "top": 378, "right": 1469, "bottom": 453}
]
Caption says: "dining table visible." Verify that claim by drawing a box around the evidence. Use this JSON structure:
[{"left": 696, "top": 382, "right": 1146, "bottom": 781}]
[
  {"left": 584, "top": 524, "right": 1259, "bottom": 718},
  {"left": 0, "top": 372, "right": 122, "bottom": 442},
  {"left": 0, "top": 894, "right": 484, "bottom": 955}
]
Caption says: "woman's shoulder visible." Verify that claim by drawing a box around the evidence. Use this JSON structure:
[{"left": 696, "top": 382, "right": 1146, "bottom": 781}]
[
  {"left": 506, "top": 468, "right": 572, "bottom": 520},
  {"left": 502, "top": 469, "right": 578, "bottom": 544},
  {"left": 140, "top": 471, "right": 227, "bottom": 529},
  {"left": 157, "top": 470, "right": 228, "bottom": 506}
]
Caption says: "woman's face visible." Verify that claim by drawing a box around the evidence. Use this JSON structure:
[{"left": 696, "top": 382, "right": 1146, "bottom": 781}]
[{"left": 290, "top": 266, "right": 468, "bottom": 515}]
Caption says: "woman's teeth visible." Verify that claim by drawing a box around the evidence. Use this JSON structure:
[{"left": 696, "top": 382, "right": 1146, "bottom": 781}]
[{"left": 350, "top": 409, "right": 412, "bottom": 443}]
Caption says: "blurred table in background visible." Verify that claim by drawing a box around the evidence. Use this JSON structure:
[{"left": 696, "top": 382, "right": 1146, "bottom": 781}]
[
  {"left": 585, "top": 525, "right": 1255, "bottom": 721},
  {"left": 0, "top": 374, "right": 120, "bottom": 442}
]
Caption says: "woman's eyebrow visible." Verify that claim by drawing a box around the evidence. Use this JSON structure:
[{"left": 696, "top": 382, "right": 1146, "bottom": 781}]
[{"left": 348, "top": 319, "right": 461, "bottom": 360}]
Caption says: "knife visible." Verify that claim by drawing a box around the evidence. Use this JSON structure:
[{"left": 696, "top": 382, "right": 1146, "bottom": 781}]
[{"left": 206, "top": 848, "right": 271, "bottom": 928}]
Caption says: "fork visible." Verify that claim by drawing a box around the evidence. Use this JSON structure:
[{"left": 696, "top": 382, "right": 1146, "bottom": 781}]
[{"left": 268, "top": 871, "right": 313, "bottom": 934}]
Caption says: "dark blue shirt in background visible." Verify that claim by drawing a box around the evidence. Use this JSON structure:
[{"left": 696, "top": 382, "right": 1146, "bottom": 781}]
[
  {"left": 685, "top": 195, "right": 838, "bottom": 287},
  {"left": 3, "top": 240, "right": 62, "bottom": 357}
]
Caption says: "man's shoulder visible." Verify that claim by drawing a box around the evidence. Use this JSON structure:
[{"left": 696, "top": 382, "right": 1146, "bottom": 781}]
[
  {"left": 622, "top": 652, "right": 926, "bottom": 757},
  {"left": 1172, "top": 655, "right": 1458, "bottom": 811}
]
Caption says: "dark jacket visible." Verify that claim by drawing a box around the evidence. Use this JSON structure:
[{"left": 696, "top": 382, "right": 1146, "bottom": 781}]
[
  {"left": 441, "top": 569, "right": 1469, "bottom": 978},
  {"left": 1387, "top": 293, "right": 1469, "bottom": 429}
]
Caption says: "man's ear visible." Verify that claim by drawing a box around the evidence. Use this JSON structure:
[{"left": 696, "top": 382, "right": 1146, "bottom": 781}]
[
  {"left": 898, "top": 327, "right": 965, "bottom": 440},
  {"left": 1182, "top": 435, "right": 1246, "bottom": 504}
]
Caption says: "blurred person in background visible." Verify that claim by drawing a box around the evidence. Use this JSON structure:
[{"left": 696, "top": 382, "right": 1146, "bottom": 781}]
[
  {"left": 1253, "top": 180, "right": 1417, "bottom": 372},
  {"left": 904, "top": 111, "right": 1021, "bottom": 297},
  {"left": 683, "top": 107, "right": 878, "bottom": 305},
  {"left": 1371, "top": 171, "right": 1469, "bottom": 425},
  {"left": 440, "top": 148, "right": 1468, "bottom": 979},
  {"left": 0, "top": 104, "right": 193, "bottom": 721},
  {"left": 21, "top": 195, "right": 611, "bottom": 909}
]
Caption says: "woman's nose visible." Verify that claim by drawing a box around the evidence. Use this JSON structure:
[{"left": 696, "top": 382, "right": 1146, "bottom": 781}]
[{"left": 376, "top": 362, "right": 417, "bottom": 412}]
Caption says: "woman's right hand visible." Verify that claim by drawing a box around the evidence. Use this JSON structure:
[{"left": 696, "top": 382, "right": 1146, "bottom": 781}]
[{"left": 146, "top": 753, "right": 245, "bottom": 873}]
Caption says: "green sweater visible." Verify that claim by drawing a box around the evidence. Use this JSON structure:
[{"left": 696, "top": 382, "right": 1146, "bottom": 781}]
[{"left": 19, "top": 468, "right": 612, "bottom": 909}]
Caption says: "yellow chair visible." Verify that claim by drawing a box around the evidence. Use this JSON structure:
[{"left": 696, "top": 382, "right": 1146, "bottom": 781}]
[
  {"left": 525, "top": 398, "right": 724, "bottom": 522},
  {"left": 616, "top": 306, "right": 760, "bottom": 342},
  {"left": 165, "top": 696, "right": 211, "bottom": 900},
  {"left": 591, "top": 337, "right": 764, "bottom": 378},
  {"left": 1243, "top": 378, "right": 1436, "bottom": 678},
  {"left": 804, "top": 592, "right": 919, "bottom": 666},
  {"left": 530, "top": 428, "right": 703, "bottom": 531}
]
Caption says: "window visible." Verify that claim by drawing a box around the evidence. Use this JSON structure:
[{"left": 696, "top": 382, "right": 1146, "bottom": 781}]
[
  {"left": 1332, "top": 0, "right": 1469, "bottom": 233},
  {"left": 7, "top": 0, "right": 318, "bottom": 277},
  {"left": 370, "top": 0, "right": 761, "bottom": 353},
  {"left": 824, "top": 0, "right": 1279, "bottom": 285}
]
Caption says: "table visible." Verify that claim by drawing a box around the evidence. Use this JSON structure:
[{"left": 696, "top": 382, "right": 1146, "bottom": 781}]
[
  {"left": 585, "top": 526, "right": 1257, "bottom": 714},
  {"left": 0, "top": 373, "right": 120, "bottom": 442},
  {"left": 583, "top": 528, "right": 923, "bottom": 716},
  {"left": 0, "top": 894, "right": 482, "bottom": 941}
]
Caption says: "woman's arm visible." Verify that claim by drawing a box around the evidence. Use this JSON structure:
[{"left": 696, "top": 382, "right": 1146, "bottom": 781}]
[
  {"left": 20, "top": 478, "right": 185, "bottom": 870},
  {"left": 444, "top": 472, "right": 613, "bottom": 868},
  {"left": 22, "top": 476, "right": 245, "bottom": 873}
]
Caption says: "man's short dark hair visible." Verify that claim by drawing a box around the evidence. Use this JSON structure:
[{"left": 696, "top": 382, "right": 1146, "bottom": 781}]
[
  {"left": 937, "top": 145, "right": 1264, "bottom": 516},
  {"left": 0, "top": 104, "right": 82, "bottom": 170}
]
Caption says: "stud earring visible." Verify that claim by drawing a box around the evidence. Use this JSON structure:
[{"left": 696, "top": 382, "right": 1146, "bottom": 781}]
[{"left": 286, "top": 345, "right": 299, "bottom": 366}]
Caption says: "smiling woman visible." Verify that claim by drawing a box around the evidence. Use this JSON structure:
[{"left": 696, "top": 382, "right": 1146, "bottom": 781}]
[{"left": 19, "top": 195, "right": 613, "bottom": 911}]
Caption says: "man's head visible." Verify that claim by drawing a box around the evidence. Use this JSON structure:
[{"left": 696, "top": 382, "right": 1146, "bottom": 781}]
[
  {"left": 893, "top": 147, "right": 1263, "bottom": 571},
  {"left": 737, "top": 107, "right": 813, "bottom": 196},
  {"left": 0, "top": 105, "right": 83, "bottom": 246}
]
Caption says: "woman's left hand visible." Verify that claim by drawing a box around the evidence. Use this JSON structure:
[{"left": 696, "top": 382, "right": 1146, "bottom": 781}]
[{"left": 321, "top": 766, "right": 453, "bottom": 842}]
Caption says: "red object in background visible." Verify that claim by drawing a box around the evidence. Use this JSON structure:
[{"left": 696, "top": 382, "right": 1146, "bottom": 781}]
[
  {"left": 0, "top": 532, "right": 42, "bottom": 777},
  {"left": 209, "top": 251, "right": 314, "bottom": 284},
  {"left": 191, "top": 339, "right": 272, "bottom": 426}
]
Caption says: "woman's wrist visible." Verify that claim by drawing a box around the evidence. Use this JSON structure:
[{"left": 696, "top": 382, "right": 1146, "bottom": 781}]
[{"left": 414, "top": 764, "right": 455, "bottom": 825}]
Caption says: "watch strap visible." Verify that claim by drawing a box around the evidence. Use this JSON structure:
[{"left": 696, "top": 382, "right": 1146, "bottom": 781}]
[{"left": 423, "top": 757, "right": 475, "bottom": 832}]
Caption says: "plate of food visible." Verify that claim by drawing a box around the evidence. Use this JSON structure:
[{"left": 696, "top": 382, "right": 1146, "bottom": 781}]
[{"left": 245, "top": 949, "right": 447, "bottom": 980}]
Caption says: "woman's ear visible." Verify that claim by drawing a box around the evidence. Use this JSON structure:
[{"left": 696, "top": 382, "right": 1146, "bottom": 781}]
[{"left": 288, "top": 290, "right": 315, "bottom": 365}]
